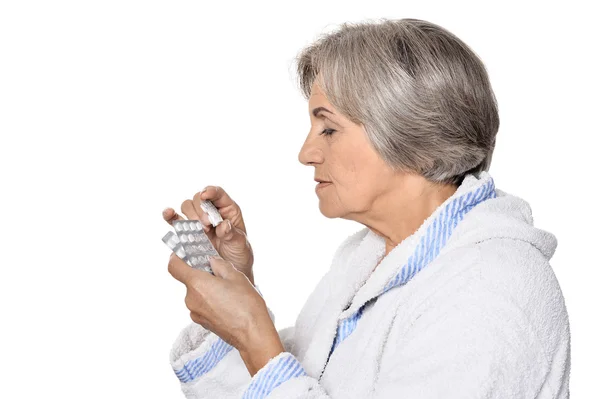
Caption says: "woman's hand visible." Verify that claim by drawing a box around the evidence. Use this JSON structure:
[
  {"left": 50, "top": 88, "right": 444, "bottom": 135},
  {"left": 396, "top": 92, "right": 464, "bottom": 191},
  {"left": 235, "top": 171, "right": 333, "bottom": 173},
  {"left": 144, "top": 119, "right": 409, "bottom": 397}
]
[
  {"left": 162, "top": 185, "right": 255, "bottom": 285},
  {"left": 168, "top": 253, "right": 281, "bottom": 357}
]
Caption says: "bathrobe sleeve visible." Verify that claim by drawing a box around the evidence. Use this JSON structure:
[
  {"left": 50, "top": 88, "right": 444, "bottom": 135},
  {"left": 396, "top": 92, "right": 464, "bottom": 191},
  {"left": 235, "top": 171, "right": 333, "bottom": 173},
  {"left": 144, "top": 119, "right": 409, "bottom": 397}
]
[
  {"left": 371, "top": 288, "right": 556, "bottom": 399},
  {"left": 239, "top": 350, "right": 340, "bottom": 399},
  {"left": 169, "top": 285, "right": 301, "bottom": 398}
]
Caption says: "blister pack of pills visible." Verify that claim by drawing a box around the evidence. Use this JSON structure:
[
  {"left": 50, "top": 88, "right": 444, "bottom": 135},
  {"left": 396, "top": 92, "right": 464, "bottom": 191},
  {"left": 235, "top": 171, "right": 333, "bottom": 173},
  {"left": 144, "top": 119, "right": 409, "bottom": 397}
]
[
  {"left": 161, "top": 200, "right": 223, "bottom": 274},
  {"left": 200, "top": 199, "right": 224, "bottom": 226}
]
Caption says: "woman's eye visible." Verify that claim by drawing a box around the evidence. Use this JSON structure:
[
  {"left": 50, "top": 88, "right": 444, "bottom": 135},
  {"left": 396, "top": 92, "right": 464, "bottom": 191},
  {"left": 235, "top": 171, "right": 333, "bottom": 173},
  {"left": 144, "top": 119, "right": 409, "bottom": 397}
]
[{"left": 320, "top": 128, "right": 336, "bottom": 136}]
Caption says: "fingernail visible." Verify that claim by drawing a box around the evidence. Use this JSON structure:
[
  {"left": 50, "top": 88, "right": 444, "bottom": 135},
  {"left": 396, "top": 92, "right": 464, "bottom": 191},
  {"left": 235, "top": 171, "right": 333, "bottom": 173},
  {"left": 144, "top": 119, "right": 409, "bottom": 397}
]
[
  {"left": 227, "top": 219, "right": 232, "bottom": 233},
  {"left": 201, "top": 186, "right": 209, "bottom": 194},
  {"left": 162, "top": 207, "right": 170, "bottom": 215}
]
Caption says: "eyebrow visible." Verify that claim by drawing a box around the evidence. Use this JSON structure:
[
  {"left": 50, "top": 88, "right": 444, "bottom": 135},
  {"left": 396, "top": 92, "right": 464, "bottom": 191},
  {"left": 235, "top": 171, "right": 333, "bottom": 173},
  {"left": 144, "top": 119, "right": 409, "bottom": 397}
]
[{"left": 312, "top": 106, "right": 334, "bottom": 118}]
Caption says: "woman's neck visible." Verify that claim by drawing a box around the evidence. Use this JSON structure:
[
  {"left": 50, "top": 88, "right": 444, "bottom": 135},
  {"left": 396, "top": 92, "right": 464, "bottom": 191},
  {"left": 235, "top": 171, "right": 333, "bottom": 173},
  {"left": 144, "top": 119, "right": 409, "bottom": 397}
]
[{"left": 367, "top": 180, "right": 458, "bottom": 266}]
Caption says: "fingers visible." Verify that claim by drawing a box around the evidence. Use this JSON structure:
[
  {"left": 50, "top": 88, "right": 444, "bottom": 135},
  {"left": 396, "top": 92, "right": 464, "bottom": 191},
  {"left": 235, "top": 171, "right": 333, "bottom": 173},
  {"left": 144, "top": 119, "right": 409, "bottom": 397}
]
[
  {"left": 195, "top": 186, "right": 235, "bottom": 210},
  {"left": 198, "top": 212, "right": 213, "bottom": 231},
  {"left": 193, "top": 185, "right": 247, "bottom": 236},
  {"left": 162, "top": 207, "right": 185, "bottom": 225},
  {"left": 165, "top": 186, "right": 243, "bottom": 242},
  {"left": 215, "top": 219, "right": 234, "bottom": 240},
  {"left": 214, "top": 219, "right": 248, "bottom": 244},
  {"left": 163, "top": 204, "right": 202, "bottom": 228},
  {"left": 168, "top": 252, "right": 195, "bottom": 285},
  {"left": 181, "top": 199, "right": 200, "bottom": 221},
  {"left": 192, "top": 188, "right": 225, "bottom": 230},
  {"left": 166, "top": 200, "right": 212, "bottom": 234}
]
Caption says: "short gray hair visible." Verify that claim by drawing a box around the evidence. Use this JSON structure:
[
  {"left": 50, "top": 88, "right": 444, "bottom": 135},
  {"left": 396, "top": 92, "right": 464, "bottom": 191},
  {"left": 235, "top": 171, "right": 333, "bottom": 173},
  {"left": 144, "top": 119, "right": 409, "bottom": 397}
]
[{"left": 293, "top": 18, "right": 499, "bottom": 186}]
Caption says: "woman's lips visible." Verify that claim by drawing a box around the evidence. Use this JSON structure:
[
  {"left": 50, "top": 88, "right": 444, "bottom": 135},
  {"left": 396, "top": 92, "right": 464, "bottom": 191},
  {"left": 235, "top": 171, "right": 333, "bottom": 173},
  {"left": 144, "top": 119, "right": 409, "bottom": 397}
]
[{"left": 316, "top": 182, "right": 332, "bottom": 191}]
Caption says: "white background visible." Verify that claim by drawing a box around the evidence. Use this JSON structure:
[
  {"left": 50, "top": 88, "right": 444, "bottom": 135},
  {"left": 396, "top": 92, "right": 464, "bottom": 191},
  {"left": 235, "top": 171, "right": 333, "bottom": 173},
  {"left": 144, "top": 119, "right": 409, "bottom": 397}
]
[{"left": 1, "top": 1, "right": 597, "bottom": 397}]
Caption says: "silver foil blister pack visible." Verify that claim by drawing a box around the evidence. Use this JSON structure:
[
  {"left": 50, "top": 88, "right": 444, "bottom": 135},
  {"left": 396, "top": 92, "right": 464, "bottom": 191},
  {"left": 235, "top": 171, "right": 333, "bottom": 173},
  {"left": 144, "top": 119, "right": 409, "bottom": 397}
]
[
  {"left": 161, "top": 200, "right": 223, "bottom": 274},
  {"left": 199, "top": 199, "right": 223, "bottom": 226}
]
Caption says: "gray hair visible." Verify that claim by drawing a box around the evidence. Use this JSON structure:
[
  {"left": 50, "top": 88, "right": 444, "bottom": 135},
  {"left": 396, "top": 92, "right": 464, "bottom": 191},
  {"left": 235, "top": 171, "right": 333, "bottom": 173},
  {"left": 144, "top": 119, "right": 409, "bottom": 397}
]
[{"left": 293, "top": 18, "right": 499, "bottom": 186}]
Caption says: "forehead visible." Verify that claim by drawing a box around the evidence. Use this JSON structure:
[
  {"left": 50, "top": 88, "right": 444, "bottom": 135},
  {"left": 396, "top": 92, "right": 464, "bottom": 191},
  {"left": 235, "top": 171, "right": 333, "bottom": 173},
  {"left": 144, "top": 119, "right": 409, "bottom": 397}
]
[
  {"left": 309, "top": 81, "right": 329, "bottom": 105},
  {"left": 310, "top": 77, "right": 323, "bottom": 93}
]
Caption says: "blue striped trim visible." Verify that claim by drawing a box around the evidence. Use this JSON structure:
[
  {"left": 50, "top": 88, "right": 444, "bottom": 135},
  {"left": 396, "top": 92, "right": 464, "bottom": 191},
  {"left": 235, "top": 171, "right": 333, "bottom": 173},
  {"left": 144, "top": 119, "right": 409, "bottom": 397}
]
[
  {"left": 330, "top": 301, "right": 366, "bottom": 353},
  {"left": 382, "top": 177, "right": 496, "bottom": 294},
  {"left": 173, "top": 285, "right": 265, "bottom": 384},
  {"left": 327, "top": 177, "right": 497, "bottom": 357},
  {"left": 242, "top": 353, "right": 307, "bottom": 399},
  {"left": 173, "top": 336, "right": 234, "bottom": 383}
]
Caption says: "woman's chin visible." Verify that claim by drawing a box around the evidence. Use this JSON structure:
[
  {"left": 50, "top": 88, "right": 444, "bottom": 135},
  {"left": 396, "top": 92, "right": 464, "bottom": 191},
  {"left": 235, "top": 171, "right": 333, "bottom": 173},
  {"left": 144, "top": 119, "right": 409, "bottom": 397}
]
[{"left": 318, "top": 203, "right": 341, "bottom": 219}]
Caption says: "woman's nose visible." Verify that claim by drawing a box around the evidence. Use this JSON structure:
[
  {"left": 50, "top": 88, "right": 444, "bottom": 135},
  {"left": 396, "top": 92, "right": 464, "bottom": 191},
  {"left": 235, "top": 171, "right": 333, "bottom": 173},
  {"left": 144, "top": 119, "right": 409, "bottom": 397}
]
[{"left": 298, "top": 138, "right": 324, "bottom": 166}]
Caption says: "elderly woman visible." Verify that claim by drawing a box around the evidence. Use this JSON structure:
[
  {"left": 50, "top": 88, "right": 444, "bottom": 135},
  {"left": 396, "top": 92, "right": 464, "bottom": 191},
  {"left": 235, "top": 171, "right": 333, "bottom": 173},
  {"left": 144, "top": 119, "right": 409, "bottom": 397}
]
[{"left": 162, "top": 18, "right": 570, "bottom": 398}]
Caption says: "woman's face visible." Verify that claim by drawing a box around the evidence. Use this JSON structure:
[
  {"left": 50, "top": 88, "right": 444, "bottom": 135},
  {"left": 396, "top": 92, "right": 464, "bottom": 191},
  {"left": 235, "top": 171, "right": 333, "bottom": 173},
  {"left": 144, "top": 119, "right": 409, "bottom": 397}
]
[{"left": 298, "top": 80, "right": 399, "bottom": 222}]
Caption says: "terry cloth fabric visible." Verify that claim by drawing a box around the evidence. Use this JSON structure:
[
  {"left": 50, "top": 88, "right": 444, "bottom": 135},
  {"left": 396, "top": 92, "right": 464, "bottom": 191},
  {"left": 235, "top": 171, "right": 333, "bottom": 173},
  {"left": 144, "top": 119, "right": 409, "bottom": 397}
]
[{"left": 169, "top": 170, "right": 571, "bottom": 398}]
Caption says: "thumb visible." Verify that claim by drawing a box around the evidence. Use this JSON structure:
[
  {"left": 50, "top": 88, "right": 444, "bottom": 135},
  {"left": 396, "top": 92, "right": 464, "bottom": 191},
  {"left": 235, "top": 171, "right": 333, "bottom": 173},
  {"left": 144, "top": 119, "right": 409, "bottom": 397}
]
[
  {"left": 168, "top": 252, "right": 196, "bottom": 285},
  {"left": 215, "top": 219, "right": 247, "bottom": 242}
]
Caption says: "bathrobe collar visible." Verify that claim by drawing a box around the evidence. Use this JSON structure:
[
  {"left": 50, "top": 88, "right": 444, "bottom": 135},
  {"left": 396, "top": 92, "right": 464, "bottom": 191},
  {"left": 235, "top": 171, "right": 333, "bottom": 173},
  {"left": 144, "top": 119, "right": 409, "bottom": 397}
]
[
  {"left": 299, "top": 170, "right": 558, "bottom": 380},
  {"left": 335, "top": 171, "right": 498, "bottom": 321}
]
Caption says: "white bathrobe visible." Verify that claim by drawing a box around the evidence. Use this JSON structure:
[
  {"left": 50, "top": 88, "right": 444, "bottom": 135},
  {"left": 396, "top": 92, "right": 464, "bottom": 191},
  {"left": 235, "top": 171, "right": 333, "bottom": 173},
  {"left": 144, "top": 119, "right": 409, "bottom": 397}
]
[{"left": 169, "top": 171, "right": 571, "bottom": 398}]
